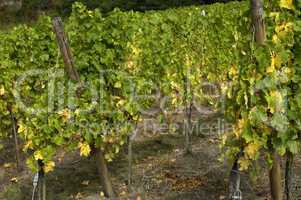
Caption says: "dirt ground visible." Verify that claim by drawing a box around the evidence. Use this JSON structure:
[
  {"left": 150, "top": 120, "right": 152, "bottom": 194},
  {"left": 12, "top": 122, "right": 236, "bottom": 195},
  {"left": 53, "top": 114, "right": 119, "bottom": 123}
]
[{"left": 1, "top": 112, "right": 301, "bottom": 200}]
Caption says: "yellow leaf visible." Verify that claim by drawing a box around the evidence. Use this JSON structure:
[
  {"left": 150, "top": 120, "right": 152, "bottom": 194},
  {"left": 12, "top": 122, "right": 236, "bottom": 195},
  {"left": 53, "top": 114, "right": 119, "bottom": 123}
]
[
  {"left": 238, "top": 157, "right": 250, "bottom": 171},
  {"left": 105, "top": 153, "right": 112, "bottom": 162},
  {"left": 271, "top": 53, "right": 282, "bottom": 69},
  {"left": 233, "top": 119, "right": 245, "bottom": 138},
  {"left": 116, "top": 99, "right": 125, "bottom": 107},
  {"left": 279, "top": 0, "right": 294, "bottom": 9},
  {"left": 34, "top": 151, "right": 43, "bottom": 160},
  {"left": 271, "top": 90, "right": 283, "bottom": 99},
  {"left": 78, "top": 142, "right": 91, "bottom": 157},
  {"left": 18, "top": 122, "right": 26, "bottom": 134},
  {"left": 74, "top": 109, "right": 80, "bottom": 116},
  {"left": 275, "top": 22, "right": 294, "bottom": 35},
  {"left": 3, "top": 163, "right": 13, "bottom": 168},
  {"left": 233, "top": 128, "right": 241, "bottom": 138},
  {"left": 245, "top": 143, "right": 260, "bottom": 159},
  {"left": 114, "top": 81, "right": 122, "bottom": 88},
  {"left": 23, "top": 140, "right": 33, "bottom": 151},
  {"left": 43, "top": 161, "right": 55, "bottom": 173},
  {"left": 171, "top": 97, "right": 177, "bottom": 105},
  {"left": 229, "top": 65, "right": 238, "bottom": 77},
  {"left": 115, "top": 146, "right": 120, "bottom": 154},
  {"left": 238, "top": 118, "right": 245, "bottom": 129},
  {"left": 272, "top": 34, "right": 279, "bottom": 44},
  {"left": 0, "top": 85, "right": 5, "bottom": 96},
  {"left": 131, "top": 45, "right": 141, "bottom": 55},
  {"left": 269, "top": 90, "right": 284, "bottom": 113},
  {"left": 58, "top": 108, "right": 71, "bottom": 122},
  {"left": 267, "top": 52, "right": 281, "bottom": 73},
  {"left": 266, "top": 65, "right": 275, "bottom": 74},
  {"left": 10, "top": 177, "right": 18, "bottom": 183},
  {"left": 221, "top": 134, "right": 228, "bottom": 145}
]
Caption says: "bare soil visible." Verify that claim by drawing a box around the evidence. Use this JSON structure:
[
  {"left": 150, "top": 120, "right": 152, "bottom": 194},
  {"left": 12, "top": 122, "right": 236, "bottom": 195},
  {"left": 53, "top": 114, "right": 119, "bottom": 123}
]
[{"left": 1, "top": 112, "right": 301, "bottom": 200}]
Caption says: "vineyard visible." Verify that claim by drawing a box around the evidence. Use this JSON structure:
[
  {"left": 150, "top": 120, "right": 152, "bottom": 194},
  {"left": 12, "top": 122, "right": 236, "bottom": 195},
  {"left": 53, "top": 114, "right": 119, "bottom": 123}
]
[{"left": 0, "top": 0, "right": 301, "bottom": 199}]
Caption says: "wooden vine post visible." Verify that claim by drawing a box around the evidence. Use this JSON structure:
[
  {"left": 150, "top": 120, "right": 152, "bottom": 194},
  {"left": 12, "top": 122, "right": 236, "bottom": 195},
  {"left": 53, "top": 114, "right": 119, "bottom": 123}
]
[
  {"left": 285, "top": 152, "right": 293, "bottom": 200},
  {"left": 8, "top": 106, "right": 21, "bottom": 171},
  {"left": 251, "top": 0, "right": 265, "bottom": 45},
  {"left": 251, "top": 1, "right": 282, "bottom": 200},
  {"left": 52, "top": 17, "right": 115, "bottom": 198},
  {"left": 183, "top": 72, "right": 193, "bottom": 154}
]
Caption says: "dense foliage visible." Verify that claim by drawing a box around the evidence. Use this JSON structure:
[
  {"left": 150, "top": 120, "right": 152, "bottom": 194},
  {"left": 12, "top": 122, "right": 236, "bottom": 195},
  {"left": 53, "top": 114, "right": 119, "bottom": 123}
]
[
  {"left": 0, "top": 1, "right": 251, "bottom": 172},
  {"left": 223, "top": 0, "right": 301, "bottom": 170}
]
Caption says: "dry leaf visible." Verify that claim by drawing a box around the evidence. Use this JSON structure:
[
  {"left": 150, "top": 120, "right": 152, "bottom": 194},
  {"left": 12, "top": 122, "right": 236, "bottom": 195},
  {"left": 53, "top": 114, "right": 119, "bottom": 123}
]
[
  {"left": 75, "top": 192, "right": 83, "bottom": 200},
  {"left": 81, "top": 180, "right": 89, "bottom": 186},
  {"left": 10, "top": 177, "right": 18, "bottom": 183},
  {"left": 3, "top": 163, "right": 13, "bottom": 168}
]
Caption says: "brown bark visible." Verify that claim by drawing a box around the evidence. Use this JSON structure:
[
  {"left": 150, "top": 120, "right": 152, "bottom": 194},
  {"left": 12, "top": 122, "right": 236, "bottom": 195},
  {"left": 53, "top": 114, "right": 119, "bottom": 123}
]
[
  {"left": 8, "top": 106, "right": 21, "bottom": 171},
  {"left": 128, "top": 137, "right": 133, "bottom": 188},
  {"left": 269, "top": 152, "right": 283, "bottom": 200},
  {"left": 251, "top": 0, "right": 266, "bottom": 45},
  {"left": 52, "top": 17, "right": 81, "bottom": 83},
  {"left": 95, "top": 148, "right": 115, "bottom": 198},
  {"left": 183, "top": 70, "right": 192, "bottom": 155},
  {"left": 285, "top": 153, "right": 293, "bottom": 200}
]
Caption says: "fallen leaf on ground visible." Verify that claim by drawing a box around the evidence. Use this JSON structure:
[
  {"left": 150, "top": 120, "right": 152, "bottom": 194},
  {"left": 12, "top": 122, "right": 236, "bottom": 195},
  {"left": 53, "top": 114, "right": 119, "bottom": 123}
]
[
  {"left": 10, "top": 177, "right": 18, "bottom": 183},
  {"left": 3, "top": 163, "right": 13, "bottom": 168},
  {"left": 81, "top": 180, "right": 89, "bottom": 186}
]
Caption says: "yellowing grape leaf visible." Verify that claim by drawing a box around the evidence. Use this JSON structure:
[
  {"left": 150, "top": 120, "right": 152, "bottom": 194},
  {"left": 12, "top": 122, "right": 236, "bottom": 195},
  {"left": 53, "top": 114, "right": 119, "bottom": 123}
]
[
  {"left": 43, "top": 161, "right": 55, "bottom": 173},
  {"left": 238, "top": 118, "right": 245, "bottom": 129},
  {"left": 238, "top": 157, "right": 250, "bottom": 171},
  {"left": 272, "top": 34, "right": 279, "bottom": 44},
  {"left": 270, "top": 53, "right": 282, "bottom": 70},
  {"left": 171, "top": 97, "right": 177, "bottom": 105},
  {"left": 268, "top": 90, "right": 284, "bottom": 113},
  {"left": 74, "top": 109, "right": 80, "bottom": 116},
  {"left": 279, "top": 0, "right": 294, "bottom": 9},
  {"left": 105, "top": 153, "right": 113, "bottom": 162},
  {"left": 58, "top": 108, "right": 71, "bottom": 122},
  {"left": 0, "top": 85, "right": 5, "bottom": 96},
  {"left": 18, "top": 122, "right": 26, "bottom": 134},
  {"left": 115, "top": 146, "right": 120, "bottom": 154},
  {"left": 116, "top": 99, "right": 125, "bottom": 107},
  {"left": 245, "top": 143, "right": 260, "bottom": 159},
  {"left": 23, "top": 140, "right": 33, "bottom": 151},
  {"left": 233, "top": 128, "right": 241, "bottom": 138},
  {"left": 34, "top": 151, "right": 43, "bottom": 160},
  {"left": 114, "top": 81, "right": 122, "bottom": 88},
  {"left": 78, "top": 142, "right": 91, "bottom": 157},
  {"left": 229, "top": 65, "right": 238, "bottom": 77}
]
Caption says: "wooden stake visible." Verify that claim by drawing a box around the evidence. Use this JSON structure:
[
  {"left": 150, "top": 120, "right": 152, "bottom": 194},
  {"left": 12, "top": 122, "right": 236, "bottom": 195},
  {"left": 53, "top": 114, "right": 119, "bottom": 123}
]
[
  {"left": 52, "top": 16, "right": 115, "bottom": 198},
  {"left": 285, "top": 153, "right": 293, "bottom": 200},
  {"left": 269, "top": 151, "right": 283, "bottom": 200},
  {"left": 9, "top": 108, "right": 21, "bottom": 171},
  {"left": 251, "top": 0, "right": 266, "bottom": 45},
  {"left": 52, "top": 17, "right": 80, "bottom": 82},
  {"left": 95, "top": 148, "right": 115, "bottom": 198},
  {"left": 128, "top": 136, "right": 133, "bottom": 188}
]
